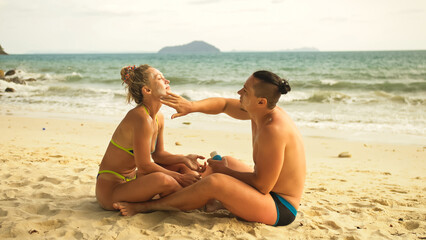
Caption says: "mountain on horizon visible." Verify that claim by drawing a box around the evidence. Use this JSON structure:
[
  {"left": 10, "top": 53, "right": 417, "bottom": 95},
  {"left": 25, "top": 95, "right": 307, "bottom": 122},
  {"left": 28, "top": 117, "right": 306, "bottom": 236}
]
[
  {"left": 0, "top": 44, "right": 8, "bottom": 55},
  {"left": 158, "top": 41, "right": 220, "bottom": 54}
]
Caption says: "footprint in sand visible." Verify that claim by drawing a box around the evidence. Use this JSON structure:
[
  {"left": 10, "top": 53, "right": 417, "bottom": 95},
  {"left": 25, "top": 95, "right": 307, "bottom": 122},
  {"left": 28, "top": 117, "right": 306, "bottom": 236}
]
[
  {"left": 306, "top": 206, "right": 329, "bottom": 216},
  {"left": 344, "top": 236, "right": 357, "bottom": 240},
  {"left": 2, "top": 173, "right": 12, "bottom": 179},
  {"left": 31, "top": 192, "right": 53, "bottom": 199},
  {"left": 31, "top": 183, "right": 46, "bottom": 190},
  {"left": 349, "top": 208, "right": 362, "bottom": 214},
  {"left": 8, "top": 180, "right": 31, "bottom": 187},
  {"left": 331, "top": 178, "right": 347, "bottom": 182},
  {"left": 390, "top": 189, "right": 408, "bottom": 194},
  {"left": 73, "top": 168, "right": 85, "bottom": 173},
  {"left": 2, "top": 189, "right": 18, "bottom": 199},
  {"left": 324, "top": 221, "right": 341, "bottom": 230},
  {"left": 68, "top": 175, "right": 79, "bottom": 181},
  {"left": 372, "top": 207, "right": 383, "bottom": 212},
  {"left": 350, "top": 202, "right": 373, "bottom": 208},
  {"left": 38, "top": 176, "right": 61, "bottom": 185},
  {"left": 0, "top": 208, "right": 8, "bottom": 217},
  {"left": 324, "top": 206, "right": 339, "bottom": 212},
  {"left": 35, "top": 219, "right": 66, "bottom": 230},
  {"left": 23, "top": 204, "right": 59, "bottom": 216},
  {"left": 73, "top": 201, "right": 98, "bottom": 211},
  {"left": 64, "top": 186, "right": 76, "bottom": 193},
  {"left": 404, "top": 221, "right": 420, "bottom": 230},
  {"left": 98, "top": 217, "right": 117, "bottom": 226},
  {"left": 303, "top": 210, "right": 322, "bottom": 217},
  {"left": 72, "top": 230, "right": 84, "bottom": 239},
  {"left": 308, "top": 187, "right": 327, "bottom": 192},
  {"left": 58, "top": 229, "right": 85, "bottom": 239},
  {"left": 371, "top": 199, "right": 390, "bottom": 206}
]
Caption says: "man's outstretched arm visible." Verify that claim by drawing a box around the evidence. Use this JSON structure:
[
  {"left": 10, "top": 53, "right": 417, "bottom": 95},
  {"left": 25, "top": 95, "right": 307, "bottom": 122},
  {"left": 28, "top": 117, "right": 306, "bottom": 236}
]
[{"left": 161, "top": 92, "right": 250, "bottom": 120}]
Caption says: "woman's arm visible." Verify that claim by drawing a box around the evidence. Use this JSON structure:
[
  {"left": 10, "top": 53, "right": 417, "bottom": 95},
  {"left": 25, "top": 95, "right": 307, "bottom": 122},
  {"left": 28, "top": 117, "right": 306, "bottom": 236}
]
[
  {"left": 132, "top": 111, "right": 199, "bottom": 186},
  {"left": 151, "top": 113, "right": 205, "bottom": 170}
]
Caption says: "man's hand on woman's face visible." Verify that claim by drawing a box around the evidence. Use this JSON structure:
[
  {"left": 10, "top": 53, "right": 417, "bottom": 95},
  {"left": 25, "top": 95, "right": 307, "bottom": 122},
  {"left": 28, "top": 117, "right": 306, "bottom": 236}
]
[{"left": 160, "top": 91, "right": 193, "bottom": 119}]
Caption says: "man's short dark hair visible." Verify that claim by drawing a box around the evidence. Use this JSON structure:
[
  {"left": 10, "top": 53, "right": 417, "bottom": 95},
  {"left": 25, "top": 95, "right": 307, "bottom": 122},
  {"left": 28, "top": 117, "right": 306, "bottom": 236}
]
[{"left": 252, "top": 70, "right": 291, "bottom": 109}]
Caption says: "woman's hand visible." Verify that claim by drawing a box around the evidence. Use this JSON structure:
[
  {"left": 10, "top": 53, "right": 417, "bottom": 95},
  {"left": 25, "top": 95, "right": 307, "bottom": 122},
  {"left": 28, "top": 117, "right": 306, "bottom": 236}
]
[
  {"left": 207, "top": 156, "right": 229, "bottom": 173},
  {"left": 160, "top": 91, "right": 193, "bottom": 119},
  {"left": 172, "top": 172, "right": 201, "bottom": 187},
  {"left": 183, "top": 154, "right": 206, "bottom": 172}
]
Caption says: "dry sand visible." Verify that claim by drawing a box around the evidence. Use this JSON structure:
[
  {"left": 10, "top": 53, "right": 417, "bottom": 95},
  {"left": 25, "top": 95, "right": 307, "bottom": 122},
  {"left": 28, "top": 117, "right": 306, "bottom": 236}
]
[{"left": 0, "top": 115, "right": 425, "bottom": 239}]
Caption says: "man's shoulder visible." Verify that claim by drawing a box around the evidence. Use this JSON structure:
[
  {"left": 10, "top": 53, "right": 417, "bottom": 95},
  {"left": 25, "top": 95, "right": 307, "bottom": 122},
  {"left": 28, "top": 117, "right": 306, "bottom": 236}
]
[
  {"left": 260, "top": 120, "right": 287, "bottom": 140},
  {"left": 267, "top": 110, "right": 287, "bottom": 130},
  {"left": 263, "top": 112, "right": 297, "bottom": 138}
]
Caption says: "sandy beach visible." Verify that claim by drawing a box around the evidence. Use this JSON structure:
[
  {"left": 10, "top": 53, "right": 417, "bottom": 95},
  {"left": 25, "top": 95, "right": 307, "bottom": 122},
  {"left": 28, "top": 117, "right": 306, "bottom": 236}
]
[{"left": 0, "top": 114, "right": 425, "bottom": 239}]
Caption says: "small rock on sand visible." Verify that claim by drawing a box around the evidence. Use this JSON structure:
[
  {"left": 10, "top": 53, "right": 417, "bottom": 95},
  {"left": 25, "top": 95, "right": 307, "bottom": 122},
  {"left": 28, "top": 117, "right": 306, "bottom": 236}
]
[{"left": 338, "top": 152, "right": 351, "bottom": 158}]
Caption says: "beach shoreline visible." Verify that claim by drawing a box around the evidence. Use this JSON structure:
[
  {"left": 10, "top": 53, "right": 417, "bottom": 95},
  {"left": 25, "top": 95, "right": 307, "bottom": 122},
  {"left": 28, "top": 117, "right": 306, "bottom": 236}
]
[{"left": 0, "top": 114, "right": 425, "bottom": 239}]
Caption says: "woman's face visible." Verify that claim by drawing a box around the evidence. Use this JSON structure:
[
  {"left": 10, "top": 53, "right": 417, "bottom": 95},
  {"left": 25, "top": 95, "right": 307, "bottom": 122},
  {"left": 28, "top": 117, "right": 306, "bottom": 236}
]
[{"left": 148, "top": 68, "right": 170, "bottom": 97}]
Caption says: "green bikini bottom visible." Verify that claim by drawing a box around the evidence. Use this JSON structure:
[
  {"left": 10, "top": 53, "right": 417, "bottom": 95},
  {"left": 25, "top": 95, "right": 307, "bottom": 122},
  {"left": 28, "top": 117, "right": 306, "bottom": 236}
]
[{"left": 97, "top": 170, "right": 136, "bottom": 182}]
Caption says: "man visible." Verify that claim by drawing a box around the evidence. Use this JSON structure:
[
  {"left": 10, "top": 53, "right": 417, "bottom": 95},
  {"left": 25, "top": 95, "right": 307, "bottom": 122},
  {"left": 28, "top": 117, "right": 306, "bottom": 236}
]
[{"left": 114, "top": 70, "right": 306, "bottom": 226}]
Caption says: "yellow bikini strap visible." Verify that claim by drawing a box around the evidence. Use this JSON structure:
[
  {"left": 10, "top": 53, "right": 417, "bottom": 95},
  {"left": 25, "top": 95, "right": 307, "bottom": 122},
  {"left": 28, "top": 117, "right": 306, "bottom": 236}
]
[
  {"left": 110, "top": 139, "right": 134, "bottom": 156},
  {"left": 142, "top": 104, "right": 150, "bottom": 115},
  {"left": 142, "top": 104, "right": 158, "bottom": 123},
  {"left": 98, "top": 170, "right": 136, "bottom": 182}
]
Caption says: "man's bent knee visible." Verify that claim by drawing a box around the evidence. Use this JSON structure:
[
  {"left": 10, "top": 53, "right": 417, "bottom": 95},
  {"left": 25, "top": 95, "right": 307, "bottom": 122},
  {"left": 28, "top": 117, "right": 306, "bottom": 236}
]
[{"left": 201, "top": 173, "right": 226, "bottom": 190}]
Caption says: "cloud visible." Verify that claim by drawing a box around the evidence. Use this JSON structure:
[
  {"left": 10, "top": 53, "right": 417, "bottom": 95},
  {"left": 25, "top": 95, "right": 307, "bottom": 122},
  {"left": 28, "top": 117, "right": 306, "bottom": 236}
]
[
  {"left": 77, "top": 8, "right": 143, "bottom": 17},
  {"left": 227, "top": 8, "right": 267, "bottom": 13},
  {"left": 391, "top": 8, "right": 426, "bottom": 15},
  {"left": 319, "top": 17, "right": 348, "bottom": 23},
  {"left": 188, "top": 0, "right": 221, "bottom": 5},
  {"left": 71, "top": 2, "right": 149, "bottom": 17}
]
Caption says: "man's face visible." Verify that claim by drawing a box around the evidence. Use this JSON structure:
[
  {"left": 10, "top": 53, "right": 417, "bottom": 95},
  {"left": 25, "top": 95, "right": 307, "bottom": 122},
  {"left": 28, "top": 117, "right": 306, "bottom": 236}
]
[{"left": 237, "top": 75, "right": 257, "bottom": 111}]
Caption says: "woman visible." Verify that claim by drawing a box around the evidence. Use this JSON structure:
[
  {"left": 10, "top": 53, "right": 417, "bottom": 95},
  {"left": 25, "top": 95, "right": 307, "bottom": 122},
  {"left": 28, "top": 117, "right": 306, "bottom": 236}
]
[{"left": 96, "top": 64, "right": 205, "bottom": 210}]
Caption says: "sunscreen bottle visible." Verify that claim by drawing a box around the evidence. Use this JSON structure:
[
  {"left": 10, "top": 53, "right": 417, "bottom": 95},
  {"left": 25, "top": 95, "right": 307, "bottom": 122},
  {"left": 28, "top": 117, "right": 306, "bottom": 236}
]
[{"left": 210, "top": 151, "right": 222, "bottom": 160}]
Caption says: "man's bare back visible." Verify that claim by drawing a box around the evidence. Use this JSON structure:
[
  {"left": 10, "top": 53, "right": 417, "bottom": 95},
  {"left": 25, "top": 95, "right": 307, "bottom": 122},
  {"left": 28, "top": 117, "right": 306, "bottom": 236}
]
[{"left": 251, "top": 107, "right": 305, "bottom": 209}]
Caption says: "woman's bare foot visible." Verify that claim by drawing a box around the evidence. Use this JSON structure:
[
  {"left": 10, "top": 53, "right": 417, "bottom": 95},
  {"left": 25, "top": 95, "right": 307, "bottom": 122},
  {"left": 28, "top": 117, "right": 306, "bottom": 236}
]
[{"left": 113, "top": 202, "right": 142, "bottom": 216}]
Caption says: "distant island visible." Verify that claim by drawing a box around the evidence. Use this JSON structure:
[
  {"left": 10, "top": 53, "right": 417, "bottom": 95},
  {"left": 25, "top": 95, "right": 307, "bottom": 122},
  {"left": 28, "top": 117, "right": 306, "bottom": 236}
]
[
  {"left": 158, "top": 41, "right": 220, "bottom": 54},
  {"left": 0, "top": 44, "right": 8, "bottom": 55}
]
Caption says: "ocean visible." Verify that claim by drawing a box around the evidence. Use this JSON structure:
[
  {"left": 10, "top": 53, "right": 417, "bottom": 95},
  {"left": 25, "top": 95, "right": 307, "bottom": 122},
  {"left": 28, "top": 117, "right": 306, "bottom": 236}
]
[{"left": 1, "top": 51, "right": 425, "bottom": 143}]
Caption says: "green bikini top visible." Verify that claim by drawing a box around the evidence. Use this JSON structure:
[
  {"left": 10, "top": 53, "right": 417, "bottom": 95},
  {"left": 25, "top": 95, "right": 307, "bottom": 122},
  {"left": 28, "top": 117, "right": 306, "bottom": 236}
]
[
  {"left": 110, "top": 105, "right": 158, "bottom": 156},
  {"left": 110, "top": 139, "right": 135, "bottom": 156}
]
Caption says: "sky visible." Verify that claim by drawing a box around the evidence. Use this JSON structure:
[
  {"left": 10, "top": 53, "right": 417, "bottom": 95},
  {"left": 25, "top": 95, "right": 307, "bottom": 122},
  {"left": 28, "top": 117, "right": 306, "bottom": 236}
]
[{"left": 1, "top": 0, "right": 425, "bottom": 54}]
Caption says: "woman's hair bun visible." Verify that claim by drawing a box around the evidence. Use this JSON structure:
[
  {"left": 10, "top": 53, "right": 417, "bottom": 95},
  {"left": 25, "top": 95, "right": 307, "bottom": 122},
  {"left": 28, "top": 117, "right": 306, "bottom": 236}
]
[{"left": 120, "top": 65, "right": 136, "bottom": 84}]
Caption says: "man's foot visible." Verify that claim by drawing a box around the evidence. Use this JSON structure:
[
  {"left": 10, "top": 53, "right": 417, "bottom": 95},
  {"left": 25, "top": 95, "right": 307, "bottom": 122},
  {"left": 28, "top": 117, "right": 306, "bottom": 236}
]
[
  {"left": 113, "top": 202, "right": 143, "bottom": 216},
  {"left": 205, "top": 199, "right": 224, "bottom": 212}
]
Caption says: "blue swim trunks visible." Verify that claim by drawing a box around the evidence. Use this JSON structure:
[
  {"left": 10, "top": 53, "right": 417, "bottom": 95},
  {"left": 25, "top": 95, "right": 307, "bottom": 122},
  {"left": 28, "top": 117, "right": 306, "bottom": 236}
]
[{"left": 270, "top": 192, "right": 297, "bottom": 226}]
